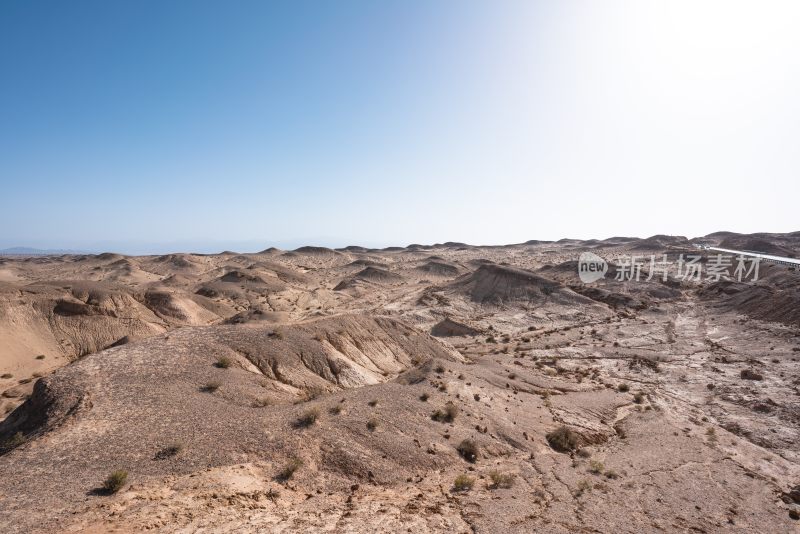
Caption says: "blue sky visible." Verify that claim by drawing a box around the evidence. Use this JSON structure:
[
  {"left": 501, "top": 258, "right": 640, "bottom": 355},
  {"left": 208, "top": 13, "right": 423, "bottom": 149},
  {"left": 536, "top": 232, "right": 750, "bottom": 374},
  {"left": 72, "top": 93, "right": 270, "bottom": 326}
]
[{"left": 1, "top": 1, "right": 799, "bottom": 253}]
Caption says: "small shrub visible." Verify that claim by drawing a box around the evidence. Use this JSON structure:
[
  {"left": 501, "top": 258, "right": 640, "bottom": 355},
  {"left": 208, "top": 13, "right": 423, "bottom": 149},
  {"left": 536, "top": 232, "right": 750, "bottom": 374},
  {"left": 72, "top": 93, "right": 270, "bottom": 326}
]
[
  {"left": 456, "top": 439, "right": 479, "bottom": 463},
  {"left": 0, "top": 374, "right": 12, "bottom": 379},
  {"left": 434, "top": 365, "right": 446, "bottom": 374},
  {"left": 589, "top": 460, "right": 604, "bottom": 474},
  {"left": 1, "top": 431, "right": 25, "bottom": 451},
  {"left": 706, "top": 427, "right": 717, "bottom": 442},
  {"left": 473, "top": 393, "right": 480, "bottom": 401},
  {"left": 328, "top": 405, "right": 342, "bottom": 415},
  {"left": 215, "top": 356, "right": 232, "bottom": 369},
  {"left": 367, "top": 399, "right": 378, "bottom": 407},
  {"left": 453, "top": 474, "right": 474, "bottom": 492},
  {"left": 488, "top": 471, "right": 515, "bottom": 489},
  {"left": 546, "top": 426, "right": 580, "bottom": 453},
  {"left": 740, "top": 369, "right": 763, "bottom": 381},
  {"left": 575, "top": 479, "right": 592, "bottom": 496},
  {"left": 35, "top": 355, "right": 45, "bottom": 360},
  {"left": 277, "top": 458, "right": 303, "bottom": 481},
  {"left": 102, "top": 470, "right": 128, "bottom": 494},
  {"left": 399, "top": 367, "right": 427, "bottom": 385},
  {"left": 419, "top": 393, "right": 430, "bottom": 402},
  {"left": 604, "top": 469, "right": 619, "bottom": 479},
  {"left": 155, "top": 444, "right": 182, "bottom": 460},
  {"left": 294, "top": 408, "right": 319, "bottom": 428},
  {"left": 366, "top": 417, "right": 378, "bottom": 432},
  {"left": 633, "top": 392, "right": 645, "bottom": 404},
  {"left": 431, "top": 402, "right": 458, "bottom": 423},
  {"left": 294, "top": 387, "right": 327, "bottom": 404},
  {"left": 200, "top": 381, "right": 221, "bottom": 393},
  {"left": 252, "top": 398, "right": 270, "bottom": 408},
  {"left": 617, "top": 383, "right": 630, "bottom": 393}
]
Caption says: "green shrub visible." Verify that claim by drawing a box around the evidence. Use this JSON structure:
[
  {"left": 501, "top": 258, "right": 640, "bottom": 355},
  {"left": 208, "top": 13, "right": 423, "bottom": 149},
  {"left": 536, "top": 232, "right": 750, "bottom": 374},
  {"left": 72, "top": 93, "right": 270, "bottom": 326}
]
[
  {"left": 102, "top": 470, "right": 128, "bottom": 494},
  {"left": 419, "top": 393, "right": 429, "bottom": 402},
  {"left": 1, "top": 431, "right": 25, "bottom": 451},
  {"left": 546, "top": 426, "right": 579, "bottom": 452},
  {"left": 456, "top": 439, "right": 479, "bottom": 463},
  {"left": 617, "top": 383, "right": 630, "bottom": 393},
  {"left": 366, "top": 417, "right": 378, "bottom": 432},
  {"left": 215, "top": 356, "right": 232, "bottom": 369}
]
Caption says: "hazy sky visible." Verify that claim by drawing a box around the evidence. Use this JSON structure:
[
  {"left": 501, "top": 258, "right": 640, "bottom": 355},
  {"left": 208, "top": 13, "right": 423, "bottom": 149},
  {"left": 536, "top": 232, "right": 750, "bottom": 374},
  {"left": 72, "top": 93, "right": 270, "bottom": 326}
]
[{"left": 1, "top": 1, "right": 798, "bottom": 253}]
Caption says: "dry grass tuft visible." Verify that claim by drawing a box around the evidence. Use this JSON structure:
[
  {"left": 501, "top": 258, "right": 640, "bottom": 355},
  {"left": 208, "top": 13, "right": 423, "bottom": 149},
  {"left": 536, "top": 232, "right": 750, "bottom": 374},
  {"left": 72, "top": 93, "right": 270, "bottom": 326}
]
[
  {"left": 276, "top": 458, "right": 303, "bottom": 482},
  {"left": 453, "top": 474, "right": 474, "bottom": 492},
  {"left": 488, "top": 471, "right": 515, "bottom": 489},
  {"left": 294, "top": 408, "right": 320, "bottom": 428},
  {"left": 200, "top": 381, "right": 221, "bottom": 393},
  {"left": 102, "top": 470, "right": 128, "bottom": 494},
  {"left": 431, "top": 401, "right": 459, "bottom": 423}
]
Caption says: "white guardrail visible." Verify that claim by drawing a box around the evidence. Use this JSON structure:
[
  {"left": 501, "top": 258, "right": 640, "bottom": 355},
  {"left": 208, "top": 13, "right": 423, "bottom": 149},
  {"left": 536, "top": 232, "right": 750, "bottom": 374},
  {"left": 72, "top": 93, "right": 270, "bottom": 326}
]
[{"left": 695, "top": 245, "right": 800, "bottom": 268}]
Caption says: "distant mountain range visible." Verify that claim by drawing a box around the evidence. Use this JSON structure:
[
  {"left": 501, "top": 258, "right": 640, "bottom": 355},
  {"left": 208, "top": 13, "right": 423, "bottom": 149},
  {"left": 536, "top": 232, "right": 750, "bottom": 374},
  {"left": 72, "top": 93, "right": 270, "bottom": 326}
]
[{"left": 0, "top": 247, "right": 87, "bottom": 256}]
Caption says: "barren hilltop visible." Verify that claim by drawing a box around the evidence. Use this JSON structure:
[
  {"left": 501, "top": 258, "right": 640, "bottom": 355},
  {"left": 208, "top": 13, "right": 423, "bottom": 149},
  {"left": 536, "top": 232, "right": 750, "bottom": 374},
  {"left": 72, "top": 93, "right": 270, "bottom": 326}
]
[{"left": 1, "top": 232, "right": 799, "bottom": 532}]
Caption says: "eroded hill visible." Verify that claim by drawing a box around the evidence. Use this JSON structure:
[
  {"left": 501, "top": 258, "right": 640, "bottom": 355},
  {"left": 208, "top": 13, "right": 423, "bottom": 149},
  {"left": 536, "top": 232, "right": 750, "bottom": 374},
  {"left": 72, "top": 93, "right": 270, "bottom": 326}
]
[{"left": 1, "top": 232, "right": 799, "bottom": 532}]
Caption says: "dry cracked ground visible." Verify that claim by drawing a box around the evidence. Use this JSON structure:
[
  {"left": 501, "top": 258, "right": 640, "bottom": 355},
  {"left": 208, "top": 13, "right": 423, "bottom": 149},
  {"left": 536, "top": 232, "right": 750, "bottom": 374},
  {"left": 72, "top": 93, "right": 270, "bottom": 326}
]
[{"left": 1, "top": 231, "right": 799, "bottom": 533}]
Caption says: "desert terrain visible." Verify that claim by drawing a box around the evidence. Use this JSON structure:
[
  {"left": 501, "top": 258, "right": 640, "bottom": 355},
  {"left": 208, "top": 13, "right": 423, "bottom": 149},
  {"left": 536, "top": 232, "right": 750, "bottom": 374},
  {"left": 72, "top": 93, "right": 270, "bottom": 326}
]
[{"left": 1, "top": 232, "right": 799, "bottom": 533}]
